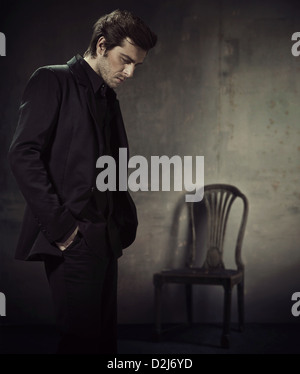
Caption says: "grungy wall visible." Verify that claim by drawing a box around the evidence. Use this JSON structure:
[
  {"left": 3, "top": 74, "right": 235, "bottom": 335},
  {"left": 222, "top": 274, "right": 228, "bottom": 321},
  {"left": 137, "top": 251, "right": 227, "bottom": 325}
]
[{"left": 1, "top": 0, "right": 300, "bottom": 326}]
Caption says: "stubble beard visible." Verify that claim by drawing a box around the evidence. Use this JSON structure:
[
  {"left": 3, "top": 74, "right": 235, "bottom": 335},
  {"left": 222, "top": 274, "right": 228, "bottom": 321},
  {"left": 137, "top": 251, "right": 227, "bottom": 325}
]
[{"left": 96, "top": 57, "right": 118, "bottom": 89}]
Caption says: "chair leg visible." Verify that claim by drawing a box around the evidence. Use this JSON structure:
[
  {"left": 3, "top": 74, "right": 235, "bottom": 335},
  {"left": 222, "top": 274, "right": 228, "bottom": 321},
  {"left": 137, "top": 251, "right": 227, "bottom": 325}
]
[
  {"left": 221, "top": 285, "right": 232, "bottom": 349},
  {"left": 237, "top": 280, "right": 244, "bottom": 332},
  {"left": 185, "top": 284, "right": 193, "bottom": 326},
  {"left": 153, "top": 276, "right": 163, "bottom": 341}
]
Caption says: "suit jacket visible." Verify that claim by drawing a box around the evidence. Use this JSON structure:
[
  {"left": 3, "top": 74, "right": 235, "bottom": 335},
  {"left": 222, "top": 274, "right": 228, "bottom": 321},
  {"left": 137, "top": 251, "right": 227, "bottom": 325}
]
[{"left": 8, "top": 55, "right": 138, "bottom": 260}]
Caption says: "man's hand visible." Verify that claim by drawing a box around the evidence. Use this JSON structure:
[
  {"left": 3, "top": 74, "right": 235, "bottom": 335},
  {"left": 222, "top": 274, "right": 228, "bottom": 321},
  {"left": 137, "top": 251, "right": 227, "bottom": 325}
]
[{"left": 55, "top": 226, "right": 79, "bottom": 251}]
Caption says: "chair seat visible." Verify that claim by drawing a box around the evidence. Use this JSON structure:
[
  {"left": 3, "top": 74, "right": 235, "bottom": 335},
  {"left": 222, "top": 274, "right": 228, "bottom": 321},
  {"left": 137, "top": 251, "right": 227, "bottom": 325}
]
[{"left": 155, "top": 267, "right": 243, "bottom": 286}]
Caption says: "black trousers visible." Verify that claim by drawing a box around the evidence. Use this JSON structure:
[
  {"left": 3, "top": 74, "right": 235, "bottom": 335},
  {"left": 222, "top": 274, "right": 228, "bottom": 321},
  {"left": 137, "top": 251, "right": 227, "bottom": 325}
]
[{"left": 44, "top": 231, "right": 118, "bottom": 354}]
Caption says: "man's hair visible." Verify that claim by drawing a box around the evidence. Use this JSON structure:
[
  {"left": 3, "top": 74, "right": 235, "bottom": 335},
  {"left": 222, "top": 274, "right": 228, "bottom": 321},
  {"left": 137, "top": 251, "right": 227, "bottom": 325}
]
[{"left": 84, "top": 9, "right": 157, "bottom": 57}]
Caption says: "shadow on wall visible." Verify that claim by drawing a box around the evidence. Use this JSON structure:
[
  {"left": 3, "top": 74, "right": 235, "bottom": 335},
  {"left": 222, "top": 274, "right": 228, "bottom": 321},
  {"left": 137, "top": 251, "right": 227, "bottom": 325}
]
[
  {"left": 154, "top": 186, "right": 300, "bottom": 325},
  {"left": 153, "top": 185, "right": 248, "bottom": 325}
]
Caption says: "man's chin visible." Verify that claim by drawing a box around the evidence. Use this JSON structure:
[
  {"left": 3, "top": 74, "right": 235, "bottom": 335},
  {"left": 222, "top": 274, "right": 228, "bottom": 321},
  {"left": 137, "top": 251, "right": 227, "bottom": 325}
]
[{"left": 107, "top": 81, "right": 119, "bottom": 89}]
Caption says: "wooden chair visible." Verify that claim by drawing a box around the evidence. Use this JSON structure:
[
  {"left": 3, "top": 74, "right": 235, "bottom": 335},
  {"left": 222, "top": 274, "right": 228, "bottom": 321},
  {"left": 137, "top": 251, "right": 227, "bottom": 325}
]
[{"left": 153, "top": 184, "right": 249, "bottom": 348}]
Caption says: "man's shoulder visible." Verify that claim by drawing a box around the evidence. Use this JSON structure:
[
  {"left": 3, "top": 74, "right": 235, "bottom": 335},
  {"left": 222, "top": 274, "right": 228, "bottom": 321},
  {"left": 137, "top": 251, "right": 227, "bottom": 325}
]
[
  {"left": 32, "top": 56, "right": 80, "bottom": 80},
  {"left": 31, "top": 55, "right": 84, "bottom": 85},
  {"left": 21, "top": 56, "right": 82, "bottom": 97},
  {"left": 35, "top": 62, "right": 71, "bottom": 79}
]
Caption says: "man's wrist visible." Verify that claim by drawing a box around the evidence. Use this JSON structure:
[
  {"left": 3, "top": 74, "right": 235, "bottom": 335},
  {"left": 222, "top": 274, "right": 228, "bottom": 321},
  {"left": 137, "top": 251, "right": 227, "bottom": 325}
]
[{"left": 56, "top": 226, "right": 79, "bottom": 250}]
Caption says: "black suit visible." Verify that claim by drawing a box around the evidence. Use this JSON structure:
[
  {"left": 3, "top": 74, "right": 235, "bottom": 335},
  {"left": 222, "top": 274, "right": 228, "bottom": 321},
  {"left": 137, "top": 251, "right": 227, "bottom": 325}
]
[
  {"left": 8, "top": 55, "right": 138, "bottom": 353},
  {"left": 9, "top": 54, "right": 138, "bottom": 260}
]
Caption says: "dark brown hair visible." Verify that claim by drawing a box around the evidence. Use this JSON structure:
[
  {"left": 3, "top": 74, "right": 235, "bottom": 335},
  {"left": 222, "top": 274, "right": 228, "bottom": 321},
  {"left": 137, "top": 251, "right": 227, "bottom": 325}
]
[{"left": 84, "top": 9, "right": 157, "bottom": 57}]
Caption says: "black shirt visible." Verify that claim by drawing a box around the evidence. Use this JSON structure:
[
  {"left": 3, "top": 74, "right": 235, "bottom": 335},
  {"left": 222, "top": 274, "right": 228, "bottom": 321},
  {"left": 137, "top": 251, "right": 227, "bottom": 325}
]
[
  {"left": 78, "top": 57, "right": 122, "bottom": 257},
  {"left": 80, "top": 57, "right": 108, "bottom": 98}
]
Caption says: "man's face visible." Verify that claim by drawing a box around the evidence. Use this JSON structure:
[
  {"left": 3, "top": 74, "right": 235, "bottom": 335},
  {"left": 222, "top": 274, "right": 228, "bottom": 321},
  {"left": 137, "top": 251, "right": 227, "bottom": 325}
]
[{"left": 95, "top": 37, "right": 147, "bottom": 88}]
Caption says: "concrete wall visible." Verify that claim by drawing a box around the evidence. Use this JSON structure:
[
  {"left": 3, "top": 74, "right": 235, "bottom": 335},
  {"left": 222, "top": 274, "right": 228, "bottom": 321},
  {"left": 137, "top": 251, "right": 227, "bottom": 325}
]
[{"left": 1, "top": 0, "right": 300, "bottom": 326}]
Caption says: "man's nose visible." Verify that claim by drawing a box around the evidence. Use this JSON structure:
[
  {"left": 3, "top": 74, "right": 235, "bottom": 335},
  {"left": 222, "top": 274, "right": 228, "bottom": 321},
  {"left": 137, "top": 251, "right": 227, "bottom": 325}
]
[{"left": 123, "top": 64, "right": 135, "bottom": 78}]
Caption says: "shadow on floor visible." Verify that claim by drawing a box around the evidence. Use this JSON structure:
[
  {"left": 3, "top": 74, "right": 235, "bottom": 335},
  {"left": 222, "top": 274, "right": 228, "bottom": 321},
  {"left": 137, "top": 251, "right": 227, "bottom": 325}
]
[{"left": 0, "top": 323, "right": 299, "bottom": 354}]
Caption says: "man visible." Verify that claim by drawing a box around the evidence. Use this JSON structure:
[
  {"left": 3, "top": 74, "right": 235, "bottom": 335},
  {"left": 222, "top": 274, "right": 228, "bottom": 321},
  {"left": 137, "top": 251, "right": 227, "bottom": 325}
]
[{"left": 8, "top": 9, "right": 157, "bottom": 354}]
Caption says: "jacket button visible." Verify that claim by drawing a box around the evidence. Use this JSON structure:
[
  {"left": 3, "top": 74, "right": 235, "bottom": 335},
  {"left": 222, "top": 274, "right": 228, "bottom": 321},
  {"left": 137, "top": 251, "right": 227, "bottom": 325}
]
[{"left": 91, "top": 187, "right": 95, "bottom": 192}]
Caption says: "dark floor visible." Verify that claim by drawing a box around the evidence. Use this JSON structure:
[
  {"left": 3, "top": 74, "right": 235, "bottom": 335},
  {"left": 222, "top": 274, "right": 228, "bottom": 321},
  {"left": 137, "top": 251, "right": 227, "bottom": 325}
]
[{"left": 0, "top": 323, "right": 300, "bottom": 355}]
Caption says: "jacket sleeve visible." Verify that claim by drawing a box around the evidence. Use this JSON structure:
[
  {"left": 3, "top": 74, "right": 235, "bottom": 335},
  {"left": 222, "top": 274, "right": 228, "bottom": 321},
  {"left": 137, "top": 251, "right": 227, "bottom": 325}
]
[{"left": 8, "top": 67, "right": 77, "bottom": 243}]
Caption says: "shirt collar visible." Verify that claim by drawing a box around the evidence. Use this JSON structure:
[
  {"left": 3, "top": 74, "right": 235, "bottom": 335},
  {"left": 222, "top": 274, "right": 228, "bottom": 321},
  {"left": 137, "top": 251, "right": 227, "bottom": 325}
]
[{"left": 80, "top": 56, "right": 107, "bottom": 97}]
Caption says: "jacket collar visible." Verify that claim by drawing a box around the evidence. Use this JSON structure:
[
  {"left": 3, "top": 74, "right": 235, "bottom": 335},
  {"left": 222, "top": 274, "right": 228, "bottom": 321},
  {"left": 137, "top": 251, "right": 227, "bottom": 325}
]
[
  {"left": 67, "top": 54, "right": 89, "bottom": 87},
  {"left": 67, "top": 54, "right": 116, "bottom": 100}
]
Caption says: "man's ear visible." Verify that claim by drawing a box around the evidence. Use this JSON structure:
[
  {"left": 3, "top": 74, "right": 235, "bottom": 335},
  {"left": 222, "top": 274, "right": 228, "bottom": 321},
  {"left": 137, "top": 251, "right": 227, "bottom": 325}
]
[{"left": 96, "top": 36, "right": 106, "bottom": 56}]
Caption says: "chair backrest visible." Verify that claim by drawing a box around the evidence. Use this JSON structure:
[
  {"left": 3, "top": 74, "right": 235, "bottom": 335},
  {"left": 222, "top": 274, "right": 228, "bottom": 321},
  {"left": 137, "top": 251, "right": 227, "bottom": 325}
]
[{"left": 187, "top": 184, "right": 249, "bottom": 271}]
